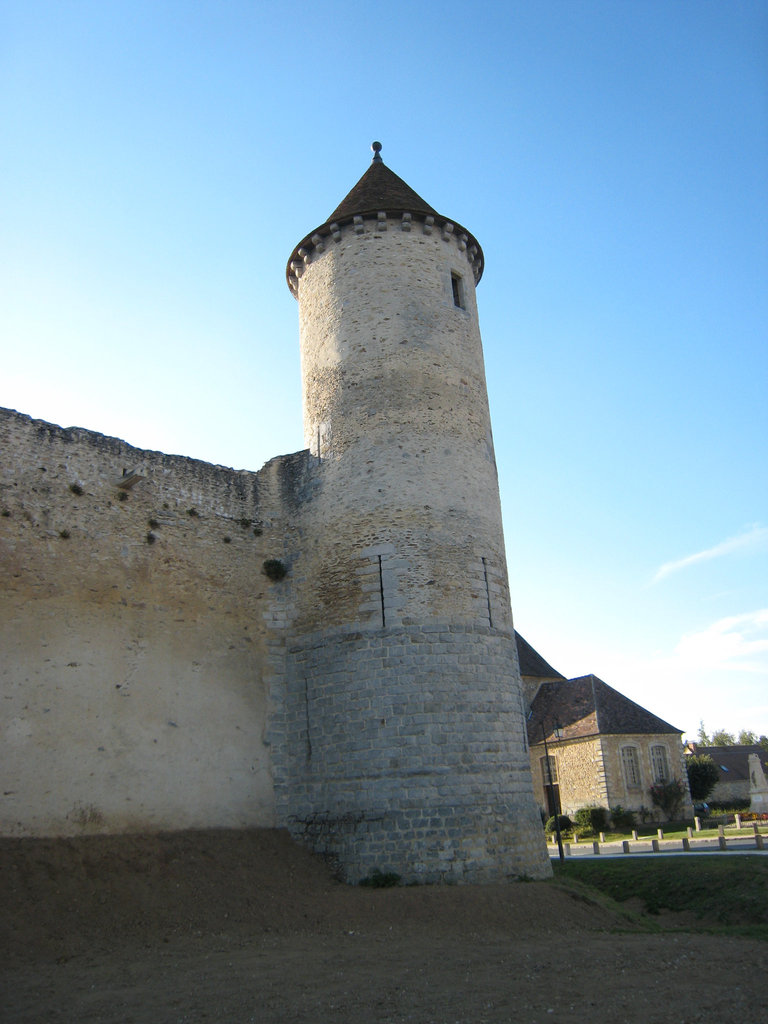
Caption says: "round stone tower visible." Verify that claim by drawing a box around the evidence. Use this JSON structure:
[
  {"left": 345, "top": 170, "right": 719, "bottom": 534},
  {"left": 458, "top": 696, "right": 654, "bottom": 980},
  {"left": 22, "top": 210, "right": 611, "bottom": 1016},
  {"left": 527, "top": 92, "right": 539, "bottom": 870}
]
[{"left": 280, "top": 144, "right": 550, "bottom": 882}]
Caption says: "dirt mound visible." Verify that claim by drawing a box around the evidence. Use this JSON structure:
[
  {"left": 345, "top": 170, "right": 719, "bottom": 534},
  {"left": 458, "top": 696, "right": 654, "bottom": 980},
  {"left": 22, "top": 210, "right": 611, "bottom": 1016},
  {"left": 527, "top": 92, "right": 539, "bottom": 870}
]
[
  {"left": 3, "top": 829, "right": 767, "bottom": 1023},
  {"left": 0, "top": 828, "right": 610, "bottom": 961}
]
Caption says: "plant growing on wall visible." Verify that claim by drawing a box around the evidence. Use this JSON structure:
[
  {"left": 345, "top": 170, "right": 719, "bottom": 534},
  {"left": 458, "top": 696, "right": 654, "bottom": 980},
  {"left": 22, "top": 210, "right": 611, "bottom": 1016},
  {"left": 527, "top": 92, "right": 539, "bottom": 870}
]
[{"left": 262, "top": 559, "right": 287, "bottom": 581}]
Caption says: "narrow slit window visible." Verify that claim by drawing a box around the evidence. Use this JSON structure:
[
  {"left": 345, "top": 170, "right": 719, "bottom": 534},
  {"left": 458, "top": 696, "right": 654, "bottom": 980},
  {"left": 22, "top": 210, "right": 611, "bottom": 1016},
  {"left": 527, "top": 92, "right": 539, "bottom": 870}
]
[{"left": 451, "top": 272, "right": 465, "bottom": 309}]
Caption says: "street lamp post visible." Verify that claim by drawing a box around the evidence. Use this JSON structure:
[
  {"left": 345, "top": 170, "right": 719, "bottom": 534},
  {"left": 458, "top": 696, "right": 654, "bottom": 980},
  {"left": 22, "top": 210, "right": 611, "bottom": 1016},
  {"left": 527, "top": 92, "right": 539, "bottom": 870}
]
[{"left": 542, "top": 721, "right": 564, "bottom": 862}]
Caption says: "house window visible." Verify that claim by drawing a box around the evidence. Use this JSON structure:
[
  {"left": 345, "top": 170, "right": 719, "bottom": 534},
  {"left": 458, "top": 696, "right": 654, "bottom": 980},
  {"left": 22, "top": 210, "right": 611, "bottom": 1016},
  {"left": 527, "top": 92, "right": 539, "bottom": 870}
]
[
  {"left": 451, "top": 272, "right": 465, "bottom": 309},
  {"left": 540, "top": 755, "right": 558, "bottom": 786},
  {"left": 651, "top": 744, "right": 670, "bottom": 784},
  {"left": 621, "top": 746, "right": 641, "bottom": 789}
]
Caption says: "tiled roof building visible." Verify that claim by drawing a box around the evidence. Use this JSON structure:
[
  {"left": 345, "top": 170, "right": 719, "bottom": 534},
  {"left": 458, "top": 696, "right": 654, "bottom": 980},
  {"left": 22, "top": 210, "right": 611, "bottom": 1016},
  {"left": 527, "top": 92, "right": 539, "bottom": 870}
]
[{"left": 519, "top": 636, "right": 692, "bottom": 822}]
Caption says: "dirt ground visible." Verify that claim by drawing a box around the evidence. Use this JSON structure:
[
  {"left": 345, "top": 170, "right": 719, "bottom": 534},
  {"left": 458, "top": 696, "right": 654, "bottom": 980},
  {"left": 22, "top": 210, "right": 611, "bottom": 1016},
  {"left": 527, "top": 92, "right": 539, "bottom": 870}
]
[{"left": 2, "top": 829, "right": 766, "bottom": 1024}]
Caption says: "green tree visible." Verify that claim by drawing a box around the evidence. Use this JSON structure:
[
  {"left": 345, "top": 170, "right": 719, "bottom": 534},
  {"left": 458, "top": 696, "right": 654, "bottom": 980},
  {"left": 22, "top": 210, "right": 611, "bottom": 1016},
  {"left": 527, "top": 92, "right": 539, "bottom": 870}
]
[
  {"left": 686, "top": 754, "right": 720, "bottom": 802},
  {"left": 696, "top": 721, "right": 710, "bottom": 745},
  {"left": 759, "top": 735, "right": 768, "bottom": 752},
  {"left": 738, "top": 729, "right": 757, "bottom": 745},
  {"left": 711, "top": 729, "right": 736, "bottom": 746}
]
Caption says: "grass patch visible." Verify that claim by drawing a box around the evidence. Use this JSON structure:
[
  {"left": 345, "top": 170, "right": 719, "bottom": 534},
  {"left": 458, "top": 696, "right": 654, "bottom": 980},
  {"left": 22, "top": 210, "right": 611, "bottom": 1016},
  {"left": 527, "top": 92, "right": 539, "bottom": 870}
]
[
  {"left": 554, "top": 856, "right": 768, "bottom": 938},
  {"left": 359, "top": 869, "right": 401, "bottom": 888},
  {"left": 572, "top": 825, "right": 767, "bottom": 843}
]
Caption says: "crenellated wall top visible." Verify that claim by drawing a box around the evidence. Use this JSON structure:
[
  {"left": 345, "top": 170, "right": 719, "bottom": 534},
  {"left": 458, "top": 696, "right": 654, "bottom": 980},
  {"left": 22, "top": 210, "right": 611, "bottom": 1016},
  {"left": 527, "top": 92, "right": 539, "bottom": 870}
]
[{"left": 286, "top": 209, "right": 484, "bottom": 298}]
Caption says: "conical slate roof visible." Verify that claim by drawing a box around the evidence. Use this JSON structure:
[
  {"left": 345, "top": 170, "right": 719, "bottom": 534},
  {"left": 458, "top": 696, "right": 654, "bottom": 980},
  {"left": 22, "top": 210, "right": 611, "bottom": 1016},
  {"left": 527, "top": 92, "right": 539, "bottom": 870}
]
[
  {"left": 286, "top": 143, "right": 483, "bottom": 296},
  {"left": 327, "top": 158, "right": 440, "bottom": 222}
]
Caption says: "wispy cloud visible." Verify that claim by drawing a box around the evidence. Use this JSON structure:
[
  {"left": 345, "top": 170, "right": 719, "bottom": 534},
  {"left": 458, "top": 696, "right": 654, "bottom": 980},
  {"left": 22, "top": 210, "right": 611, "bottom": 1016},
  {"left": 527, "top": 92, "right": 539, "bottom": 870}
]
[
  {"left": 651, "top": 524, "right": 768, "bottom": 584},
  {"left": 673, "top": 609, "right": 768, "bottom": 674}
]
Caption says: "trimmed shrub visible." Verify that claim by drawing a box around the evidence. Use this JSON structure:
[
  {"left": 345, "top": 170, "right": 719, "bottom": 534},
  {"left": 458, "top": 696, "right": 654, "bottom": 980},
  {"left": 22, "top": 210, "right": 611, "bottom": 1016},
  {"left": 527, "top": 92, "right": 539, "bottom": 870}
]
[
  {"left": 574, "top": 806, "right": 608, "bottom": 835},
  {"left": 545, "top": 814, "right": 572, "bottom": 835},
  {"left": 610, "top": 805, "right": 635, "bottom": 830},
  {"left": 709, "top": 799, "right": 750, "bottom": 812}
]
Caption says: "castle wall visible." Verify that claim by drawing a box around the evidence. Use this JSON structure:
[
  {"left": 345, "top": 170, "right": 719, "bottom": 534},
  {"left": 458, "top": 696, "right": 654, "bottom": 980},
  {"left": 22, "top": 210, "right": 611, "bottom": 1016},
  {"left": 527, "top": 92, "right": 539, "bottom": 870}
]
[
  {"left": 0, "top": 408, "right": 310, "bottom": 837},
  {"left": 1, "top": 163, "right": 552, "bottom": 881}
]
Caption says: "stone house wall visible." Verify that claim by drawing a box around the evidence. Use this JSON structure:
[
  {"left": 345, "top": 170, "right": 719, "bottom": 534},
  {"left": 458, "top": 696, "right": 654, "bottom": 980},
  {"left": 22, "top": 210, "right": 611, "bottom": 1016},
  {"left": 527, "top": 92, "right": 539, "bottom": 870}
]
[
  {"left": 600, "top": 733, "right": 693, "bottom": 820},
  {"left": 529, "top": 736, "right": 607, "bottom": 817},
  {"left": 531, "top": 732, "right": 694, "bottom": 822}
]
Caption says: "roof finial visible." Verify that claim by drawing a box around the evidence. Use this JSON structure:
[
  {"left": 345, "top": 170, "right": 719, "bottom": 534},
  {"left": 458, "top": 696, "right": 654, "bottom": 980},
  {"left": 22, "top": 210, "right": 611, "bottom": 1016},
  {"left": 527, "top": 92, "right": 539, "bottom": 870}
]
[{"left": 371, "top": 141, "right": 383, "bottom": 164}]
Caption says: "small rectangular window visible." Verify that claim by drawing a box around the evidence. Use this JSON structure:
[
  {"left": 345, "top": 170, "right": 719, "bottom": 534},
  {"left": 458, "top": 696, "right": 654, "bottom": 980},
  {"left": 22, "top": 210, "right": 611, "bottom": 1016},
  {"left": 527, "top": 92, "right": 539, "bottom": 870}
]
[{"left": 451, "top": 272, "right": 465, "bottom": 309}]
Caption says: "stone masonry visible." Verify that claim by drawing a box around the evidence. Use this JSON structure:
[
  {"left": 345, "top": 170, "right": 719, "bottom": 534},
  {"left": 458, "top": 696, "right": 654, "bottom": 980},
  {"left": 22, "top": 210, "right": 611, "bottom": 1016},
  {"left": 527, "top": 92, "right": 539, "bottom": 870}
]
[
  {"left": 0, "top": 147, "right": 551, "bottom": 882},
  {"left": 277, "top": 148, "right": 550, "bottom": 881}
]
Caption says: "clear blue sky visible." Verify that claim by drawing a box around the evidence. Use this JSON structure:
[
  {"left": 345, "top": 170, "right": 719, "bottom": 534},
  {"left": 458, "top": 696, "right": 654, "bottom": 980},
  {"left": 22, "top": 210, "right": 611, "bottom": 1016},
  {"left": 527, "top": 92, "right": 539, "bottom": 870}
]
[{"left": 2, "top": 0, "right": 766, "bottom": 740}]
